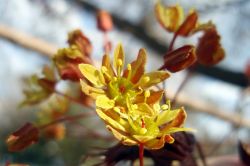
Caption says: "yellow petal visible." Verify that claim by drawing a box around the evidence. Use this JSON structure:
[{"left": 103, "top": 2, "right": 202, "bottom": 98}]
[
  {"left": 155, "top": 2, "right": 184, "bottom": 32},
  {"left": 133, "top": 103, "right": 155, "bottom": 117},
  {"left": 96, "top": 109, "right": 126, "bottom": 132},
  {"left": 123, "top": 48, "right": 146, "bottom": 84},
  {"left": 156, "top": 107, "right": 183, "bottom": 126},
  {"left": 135, "top": 90, "right": 163, "bottom": 104},
  {"left": 159, "top": 107, "right": 187, "bottom": 129},
  {"left": 137, "top": 71, "right": 170, "bottom": 88},
  {"left": 102, "top": 54, "right": 115, "bottom": 79},
  {"left": 164, "top": 134, "right": 175, "bottom": 144},
  {"left": 80, "top": 79, "right": 104, "bottom": 99},
  {"left": 133, "top": 135, "right": 155, "bottom": 143},
  {"left": 78, "top": 64, "right": 105, "bottom": 87},
  {"left": 96, "top": 95, "right": 115, "bottom": 109},
  {"left": 161, "top": 127, "right": 195, "bottom": 135},
  {"left": 144, "top": 136, "right": 165, "bottom": 149},
  {"left": 113, "top": 44, "right": 124, "bottom": 74},
  {"left": 106, "top": 125, "right": 138, "bottom": 146}
]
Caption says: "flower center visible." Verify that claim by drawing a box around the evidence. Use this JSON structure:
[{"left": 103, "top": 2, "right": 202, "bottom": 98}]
[
  {"left": 119, "top": 85, "right": 126, "bottom": 94},
  {"left": 108, "top": 77, "right": 135, "bottom": 106}
]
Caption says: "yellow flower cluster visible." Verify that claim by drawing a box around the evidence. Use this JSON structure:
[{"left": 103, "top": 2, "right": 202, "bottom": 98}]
[{"left": 79, "top": 44, "right": 192, "bottom": 149}]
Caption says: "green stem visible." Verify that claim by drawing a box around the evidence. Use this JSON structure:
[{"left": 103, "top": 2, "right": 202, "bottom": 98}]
[{"left": 139, "top": 143, "right": 144, "bottom": 166}]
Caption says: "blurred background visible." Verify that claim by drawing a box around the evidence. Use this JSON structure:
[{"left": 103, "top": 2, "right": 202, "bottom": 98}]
[{"left": 0, "top": 0, "right": 250, "bottom": 165}]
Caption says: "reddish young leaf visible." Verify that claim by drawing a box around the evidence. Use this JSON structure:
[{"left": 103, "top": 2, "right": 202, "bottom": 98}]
[
  {"left": 161, "top": 45, "right": 197, "bottom": 72},
  {"left": 196, "top": 28, "right": 225, "bottom": 66},
  {"left": 53, "top": 46, "right": 92, "bottom": 81},
  {"left": 37, "top": 78, "right": 56, "bottom": 93},
  {"left": 59, "top": 65, "right": 82, "bottom": 81},
  {"left": 176, "top": 11, "right": 198, "bottom": 37},
  {"left": 97, "top": 10, "right": 113, "bottom": 32},
  {"left": 6, "top": 123, "right": 39, "bottom": 152},
  {"left": 68, "top": 30, "right": 92, "bottom": 57}
]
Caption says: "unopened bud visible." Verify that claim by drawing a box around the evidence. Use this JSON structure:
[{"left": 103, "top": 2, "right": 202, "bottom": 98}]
[{"left": 97, "top": 10, "right": 113, "bottom": 32}]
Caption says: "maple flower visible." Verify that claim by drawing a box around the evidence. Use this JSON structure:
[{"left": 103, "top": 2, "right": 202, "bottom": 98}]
[
  {"left": 79, "top": 44, "right": 170, "bottom": 109},
  {"left": 96, "top": 99, "right": 193, "bottom": 149},
  {"left": 155, "top": 1, "right": 198, "bottom": 36}
]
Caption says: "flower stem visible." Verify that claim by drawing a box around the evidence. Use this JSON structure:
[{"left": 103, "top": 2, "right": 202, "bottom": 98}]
[
  {"left": 139, "top": 143, "right": 144, "bottom": 166},
  {"left": 168, "top": 33, "right": 178, "bottom": 52}
]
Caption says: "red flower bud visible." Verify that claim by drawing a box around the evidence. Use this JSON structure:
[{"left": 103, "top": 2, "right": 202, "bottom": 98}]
[
  {"left": 161, "top": 45, "right": 197, "bottom": 72},
  {"left": 6, "top": 123, "right": 39, "bottom": 152},
  {"left": 97, "top": 10, "right": 113, "bottom": 32},
  {"left": 68, "top": 30, "right": 92, "bottom": 57}
]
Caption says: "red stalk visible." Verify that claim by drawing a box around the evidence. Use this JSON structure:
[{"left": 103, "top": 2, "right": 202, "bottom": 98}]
[{"left": 139, "top": 143, "right": 144, "bottom": 166}]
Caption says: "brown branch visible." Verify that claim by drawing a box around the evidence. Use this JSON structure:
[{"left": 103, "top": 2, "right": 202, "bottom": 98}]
[
  {"left": 0, "top": 24, "right": 57, "bottom": 57},
  {"left": 1, "top": 24, "right": 250, "bottom": 128}
]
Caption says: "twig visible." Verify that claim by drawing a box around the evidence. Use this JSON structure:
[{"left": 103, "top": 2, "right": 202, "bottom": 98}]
[{"left": 0, "top": 24, "right": 57, "bottom": 57}]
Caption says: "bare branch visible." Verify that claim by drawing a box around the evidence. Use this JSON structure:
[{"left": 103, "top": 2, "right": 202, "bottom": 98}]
[{"left": 0, "top": 24, "right": 57, "bottom": 57}]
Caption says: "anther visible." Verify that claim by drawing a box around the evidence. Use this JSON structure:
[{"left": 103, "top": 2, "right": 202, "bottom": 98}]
[
  {"left": 161, "top": 104, "right": 169, "bottom": 110},
  {"left": 101, "top": 66, "right": 108, "bottom": 73},
  {"left": 114, "top": 107, "right": 120, "bottom": 113},
  {"left": 144, "top": 90, "right": 150, "bottom": 98},
  {"left": 132, "top": 104, "right": 138, "bottom": 110},
  {"left": 127, "top": 64, "right": 132, "bottom": 71},
  {"left": 118, "top": 59, "right": 123, "bottom": 66},
  {"left": 142, "top": 76, "right": 150, "bottom": 83}
]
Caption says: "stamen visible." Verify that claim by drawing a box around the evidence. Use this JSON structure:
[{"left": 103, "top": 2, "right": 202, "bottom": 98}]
[
  {"left": 134, "top": 76, "right": 150, "bottom": 88},
  {"left": 101, "top": 66, "right": 107, "bottom": 73},
  {"left": 142, "top": 76, "right": 150, "bottom": 83},
  {"left": 161, "top": 104, "right": 169, "bottom": 110},
  {"left": 135, "top": 86, "right": 144, "bottom": 95},
  {"left": 118, "top": 59, "right": 123, "bottom": 66},
  {"left": 127, "top": 64, "right": 132, "bottom": 70},
  {"left": 127, "top": 64, "right": 132, "bottom": 80},
  {"left": 144, "top": 90, "right": 150, "bottom": 98},
  {"left": 132, "top": 104, "right": 138, "bottom": 110},
  {"left": 114, "top": 107, "right": 120, "bottom": 113},
  {"left": 117, "top": 59, "right": 123, "bottom": 77},
  {"left": 166, "top": 100, "right": 171, "bottom": 111},
  {"left": 101, "top": 66, "right": 111, "bottom": 79},
  {"left": 144, "top": 90, "right": 150, "bottom": 102},
  {"left": 114, "top": 107, "right": 127, "bottom": 119},
  {"left": 139, "top": 128, "right": 147, "bottom": 134}
]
